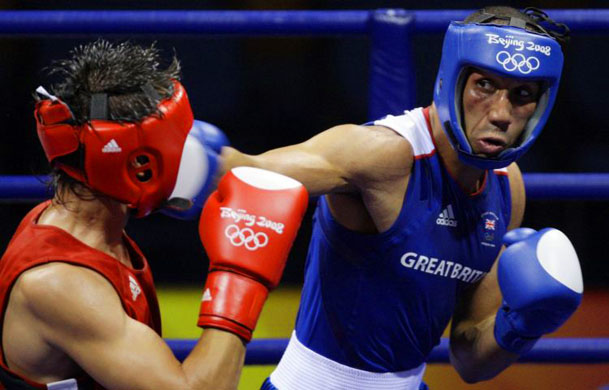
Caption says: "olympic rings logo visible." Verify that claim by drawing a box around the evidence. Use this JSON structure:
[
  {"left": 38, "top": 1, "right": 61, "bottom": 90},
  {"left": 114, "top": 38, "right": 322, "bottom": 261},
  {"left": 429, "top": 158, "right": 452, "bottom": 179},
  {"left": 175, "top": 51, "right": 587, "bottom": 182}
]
[
  {"left": 495, "top": 51, "right": 540, "bottom": 74},
  {"left": 224, "top": 224, "right": 269, "bottom": 251}
]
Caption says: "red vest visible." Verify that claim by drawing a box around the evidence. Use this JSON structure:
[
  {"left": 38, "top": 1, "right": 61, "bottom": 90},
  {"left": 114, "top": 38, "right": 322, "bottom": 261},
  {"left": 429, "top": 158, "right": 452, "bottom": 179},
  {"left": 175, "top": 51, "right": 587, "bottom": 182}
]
[{"left": 0, "top": 201, "right": 162, "bottom": 389}]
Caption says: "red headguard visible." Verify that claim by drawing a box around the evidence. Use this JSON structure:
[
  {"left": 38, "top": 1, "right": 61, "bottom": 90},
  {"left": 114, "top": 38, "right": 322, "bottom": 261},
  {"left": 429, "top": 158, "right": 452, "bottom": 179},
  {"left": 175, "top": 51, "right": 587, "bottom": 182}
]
[{"left": 35, "top": 81, "right": 194, "bottom": 217}]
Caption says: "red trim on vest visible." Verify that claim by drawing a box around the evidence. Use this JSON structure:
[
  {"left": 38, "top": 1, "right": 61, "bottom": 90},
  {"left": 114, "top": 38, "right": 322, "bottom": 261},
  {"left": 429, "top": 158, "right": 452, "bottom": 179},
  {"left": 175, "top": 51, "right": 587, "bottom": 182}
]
[
  {"left": 468, "top": 172, "right": 488, "bottom": 197},
  {"left": 422, "top": 106, "right": 435, "bottom": 146},
  {"left": 0, "top": 201, "right": 161, "bottom": 389}
]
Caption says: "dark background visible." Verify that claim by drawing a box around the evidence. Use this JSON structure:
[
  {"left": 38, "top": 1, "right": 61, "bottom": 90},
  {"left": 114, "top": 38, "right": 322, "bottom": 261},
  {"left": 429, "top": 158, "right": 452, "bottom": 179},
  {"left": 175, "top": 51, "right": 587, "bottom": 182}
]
[{"left": 0, "top": 1, "right": 607, "bottom": 287}]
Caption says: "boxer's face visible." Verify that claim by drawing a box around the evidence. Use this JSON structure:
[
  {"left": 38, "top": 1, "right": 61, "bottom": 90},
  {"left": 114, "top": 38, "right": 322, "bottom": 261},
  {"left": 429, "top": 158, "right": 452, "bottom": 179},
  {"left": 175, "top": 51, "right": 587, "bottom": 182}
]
[{"left": 462, "top": 69, "right": 540, "bottom": 158}]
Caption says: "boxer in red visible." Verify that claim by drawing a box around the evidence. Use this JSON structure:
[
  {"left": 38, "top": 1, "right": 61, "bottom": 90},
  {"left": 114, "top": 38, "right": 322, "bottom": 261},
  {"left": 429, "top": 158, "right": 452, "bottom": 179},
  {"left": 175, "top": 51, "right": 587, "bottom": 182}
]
[{"left": 0, "top": 40, "right": 308, "bottom": 390}]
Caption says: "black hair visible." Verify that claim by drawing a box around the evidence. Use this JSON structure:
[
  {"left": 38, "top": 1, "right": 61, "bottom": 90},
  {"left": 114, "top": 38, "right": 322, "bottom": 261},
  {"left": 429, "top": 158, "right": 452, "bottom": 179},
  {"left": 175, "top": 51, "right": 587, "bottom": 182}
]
[
  {"left": 45, "top": 40, "right": 180, "bottom": 124},
  {"left": 465, "top": 6, "right": 570, "bottom": 48},
  {"left": 40, "top": 40, "right": 181, "bottom": 204}
]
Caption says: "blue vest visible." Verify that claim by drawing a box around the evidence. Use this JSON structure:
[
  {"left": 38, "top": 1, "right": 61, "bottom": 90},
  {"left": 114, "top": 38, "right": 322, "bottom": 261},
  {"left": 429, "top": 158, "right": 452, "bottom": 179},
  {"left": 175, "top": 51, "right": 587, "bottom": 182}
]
[{"left": 294, "top": 108, "right": 512, "bottom": 372}]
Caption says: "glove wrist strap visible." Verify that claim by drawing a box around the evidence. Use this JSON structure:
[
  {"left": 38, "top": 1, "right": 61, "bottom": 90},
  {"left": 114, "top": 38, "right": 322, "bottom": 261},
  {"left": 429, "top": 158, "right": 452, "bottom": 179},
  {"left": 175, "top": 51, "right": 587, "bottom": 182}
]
[
  {"left": 198, "top": 271, "right": 268, "bottom": 342},
  {"left": 494, "top": 308, "right": 540, "bottom": 355}
]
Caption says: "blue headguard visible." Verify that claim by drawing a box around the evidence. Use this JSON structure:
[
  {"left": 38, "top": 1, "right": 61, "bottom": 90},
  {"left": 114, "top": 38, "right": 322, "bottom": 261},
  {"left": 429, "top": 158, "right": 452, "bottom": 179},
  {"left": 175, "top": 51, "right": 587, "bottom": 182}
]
[{"left": 433, "top": 17, "right": 564, "bottom": 169}]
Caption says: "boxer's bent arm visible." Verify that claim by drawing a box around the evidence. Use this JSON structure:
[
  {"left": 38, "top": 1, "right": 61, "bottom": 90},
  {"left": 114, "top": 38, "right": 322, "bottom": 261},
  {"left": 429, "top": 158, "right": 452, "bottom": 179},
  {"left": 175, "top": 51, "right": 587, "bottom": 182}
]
[
  {"left": 220, "top": 124, "right": 414, "bottom": 197},
  {"left": 448, "top": 261, "right": 519, "bottom": 382},
  {"left": 448, "top": 163, "right": 525, "bottom": 382},
  {"left": 16, "top": 263, "right": 245, "bottom": 390}
]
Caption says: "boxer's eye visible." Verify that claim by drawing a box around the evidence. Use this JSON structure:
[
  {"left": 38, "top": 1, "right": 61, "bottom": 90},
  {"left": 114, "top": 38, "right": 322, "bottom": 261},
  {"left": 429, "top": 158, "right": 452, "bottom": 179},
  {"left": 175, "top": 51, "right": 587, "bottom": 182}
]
[
  {"left": 516, "top": 87, "right": 532, "bottom": 98},
  {"left": 511, "top": 85, "right": 539, "bottom": 105},
  {"left": 476, "top": 79, "right": 495, "bottom": 93}
]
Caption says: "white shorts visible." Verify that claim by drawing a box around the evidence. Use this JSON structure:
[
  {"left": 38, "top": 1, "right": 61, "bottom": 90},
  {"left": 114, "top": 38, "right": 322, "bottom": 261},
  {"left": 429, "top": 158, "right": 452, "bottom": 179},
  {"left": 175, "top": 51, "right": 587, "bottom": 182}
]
[{"left": 269, "top": 331, "right": 426, "bottom": 390}]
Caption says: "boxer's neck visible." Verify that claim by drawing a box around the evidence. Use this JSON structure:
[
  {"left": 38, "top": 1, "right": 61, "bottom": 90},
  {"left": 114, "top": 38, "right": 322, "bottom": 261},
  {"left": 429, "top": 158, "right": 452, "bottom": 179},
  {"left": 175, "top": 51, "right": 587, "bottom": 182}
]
[
  {"left": 429, "top": 103, "right": 486, "bottom": 194},
  {"left": 39, "top": 188, "right": 132, "bottom": 266}
]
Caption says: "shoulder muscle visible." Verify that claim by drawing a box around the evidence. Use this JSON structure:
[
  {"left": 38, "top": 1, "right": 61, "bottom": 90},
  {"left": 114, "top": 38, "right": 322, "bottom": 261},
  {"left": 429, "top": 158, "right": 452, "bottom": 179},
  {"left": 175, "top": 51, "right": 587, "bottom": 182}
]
[
  {"left": 16, "top": 263, "right": 126, "bottom": 342},
  {"left": 325, "top": 124, "right": 414, "bottom": 188},
  {"left": 15, "top": 263, "right": 192, "bottom": 389}
]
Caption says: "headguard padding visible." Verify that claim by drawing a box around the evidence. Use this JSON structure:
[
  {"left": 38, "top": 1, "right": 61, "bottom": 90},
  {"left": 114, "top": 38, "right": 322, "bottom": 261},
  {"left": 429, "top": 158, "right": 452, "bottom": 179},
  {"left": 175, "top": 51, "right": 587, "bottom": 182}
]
[
  {"left": 433, "top": 20, "right": 563, "bottom": 169},
  {"left": 35, "top": 81, "right": 195, "bottom": 217}
]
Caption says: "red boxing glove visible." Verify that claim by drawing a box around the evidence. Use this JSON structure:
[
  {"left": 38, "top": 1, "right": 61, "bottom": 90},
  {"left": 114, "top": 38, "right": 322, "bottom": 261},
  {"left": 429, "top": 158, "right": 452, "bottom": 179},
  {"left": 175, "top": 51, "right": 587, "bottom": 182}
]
[{"left": 198, "top": 167, "right": 308, "bottom": 341}]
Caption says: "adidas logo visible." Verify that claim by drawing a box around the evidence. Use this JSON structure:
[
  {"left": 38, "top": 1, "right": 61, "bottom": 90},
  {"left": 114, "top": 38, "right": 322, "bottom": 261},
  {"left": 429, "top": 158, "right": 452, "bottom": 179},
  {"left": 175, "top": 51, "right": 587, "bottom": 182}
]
[
  {"left": 436, "top": 204, "right": 458, "bottom": 227},
  {"left": 201, "top": 288, "right": 212, "bottom": 302},
  {"left": 102, "top": 139, "right": 122, "bottom": 153}
]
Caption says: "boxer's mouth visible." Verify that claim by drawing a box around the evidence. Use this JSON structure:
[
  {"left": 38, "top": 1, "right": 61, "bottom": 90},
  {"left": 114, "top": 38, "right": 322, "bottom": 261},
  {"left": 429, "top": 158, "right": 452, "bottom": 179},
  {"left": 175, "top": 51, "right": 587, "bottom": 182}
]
[{"left": 474, "top": 136, "right": 507, "bottom": 156}]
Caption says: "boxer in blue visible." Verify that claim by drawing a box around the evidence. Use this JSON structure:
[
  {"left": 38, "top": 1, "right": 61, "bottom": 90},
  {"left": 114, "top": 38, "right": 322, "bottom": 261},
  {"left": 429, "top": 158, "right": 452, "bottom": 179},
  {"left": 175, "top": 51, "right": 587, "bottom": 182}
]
[{"left": 222, "top": 6, "right": 583, "bottom": 389}]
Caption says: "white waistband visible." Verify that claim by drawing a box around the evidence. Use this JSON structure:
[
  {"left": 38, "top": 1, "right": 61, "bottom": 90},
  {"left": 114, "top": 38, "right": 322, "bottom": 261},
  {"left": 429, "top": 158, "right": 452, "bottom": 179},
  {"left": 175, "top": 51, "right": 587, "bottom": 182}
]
[
  {"left": 47, "top": 378, "right": 78, "bottom": 390},
  {"left": 269, "top": 332, "right": 425, "bottom": 390}
]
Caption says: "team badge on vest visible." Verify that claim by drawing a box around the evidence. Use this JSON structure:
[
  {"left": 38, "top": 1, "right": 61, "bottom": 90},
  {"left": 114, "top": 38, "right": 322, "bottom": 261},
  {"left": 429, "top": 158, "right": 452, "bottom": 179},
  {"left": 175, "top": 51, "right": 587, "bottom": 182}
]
[
  {"left": 480, "top": 211, "right": 499, "bottom": 248},
  {"left": 128, "top": 275, "right": 142, "bottom": 301}
]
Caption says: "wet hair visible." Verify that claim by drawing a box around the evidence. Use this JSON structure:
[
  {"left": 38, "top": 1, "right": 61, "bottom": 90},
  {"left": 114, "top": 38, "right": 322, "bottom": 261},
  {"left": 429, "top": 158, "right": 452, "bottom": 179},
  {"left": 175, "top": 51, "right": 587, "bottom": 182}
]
[
  {"left": 464, "top": 6, "right": 570, "bottom": 48},
  {"left": 46, "top": 39, "right": 180, "bottom": 124},
  {"left": 40, "top": 40, "right": 181, "bottom": 204}
]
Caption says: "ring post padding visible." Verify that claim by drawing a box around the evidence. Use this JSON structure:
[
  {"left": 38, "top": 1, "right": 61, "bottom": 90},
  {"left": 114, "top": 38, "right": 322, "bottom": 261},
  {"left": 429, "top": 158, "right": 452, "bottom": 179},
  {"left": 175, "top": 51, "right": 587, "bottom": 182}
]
[{"left": 368, "top": 9, "right": 415, "bottom": 121}]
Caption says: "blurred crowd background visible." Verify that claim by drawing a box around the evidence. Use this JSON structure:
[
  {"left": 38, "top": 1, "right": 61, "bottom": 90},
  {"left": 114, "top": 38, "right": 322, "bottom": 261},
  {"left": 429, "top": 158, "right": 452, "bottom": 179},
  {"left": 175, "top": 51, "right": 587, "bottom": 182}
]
[{"left": 0, "top": 0, "right": 607, "bottom": 290}]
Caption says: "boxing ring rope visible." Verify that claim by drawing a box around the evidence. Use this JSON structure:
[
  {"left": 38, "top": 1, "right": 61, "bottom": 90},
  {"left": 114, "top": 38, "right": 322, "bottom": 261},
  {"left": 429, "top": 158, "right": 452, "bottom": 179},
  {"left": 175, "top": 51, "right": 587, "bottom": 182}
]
[
  {"left": 1, "top": 9, "right": 608, "bottom": 365},
  {"left": 1, "top": 9, "right": 608, "bottom": 35},
  {"left": 167, "top": 338, "right": 609, "bottom": 365},
  {"left": 1, "top": 173, "right": 609, "bottom": 202}
]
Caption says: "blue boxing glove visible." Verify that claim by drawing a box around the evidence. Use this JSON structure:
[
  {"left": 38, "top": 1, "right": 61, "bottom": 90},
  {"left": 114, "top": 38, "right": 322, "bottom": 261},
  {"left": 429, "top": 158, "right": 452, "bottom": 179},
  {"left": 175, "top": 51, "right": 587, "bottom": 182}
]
[
  {"left": 193, "top": 119, "right": 229, "bottom": 154},
  {"left": 494, "top": 228, "right": 583, "bottom": 354},
  {"left": 162, "top": 120, "right": 230, "bottom": 220}
]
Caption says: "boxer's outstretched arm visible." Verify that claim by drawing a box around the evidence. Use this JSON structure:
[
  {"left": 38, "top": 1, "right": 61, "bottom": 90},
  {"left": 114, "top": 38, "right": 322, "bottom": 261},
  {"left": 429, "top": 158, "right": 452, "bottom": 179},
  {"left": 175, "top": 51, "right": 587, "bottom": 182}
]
[
  {"left": 448, "top": 162, "right": 525, "bottom": 382},
  {"left": 13, "top": 263, "right": 245, "bottom": 390},
  {"left": 220, "top": 124, "right": 414, "bottom": 197}
]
